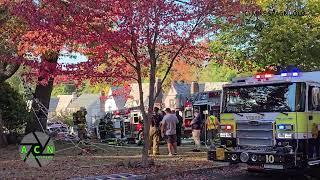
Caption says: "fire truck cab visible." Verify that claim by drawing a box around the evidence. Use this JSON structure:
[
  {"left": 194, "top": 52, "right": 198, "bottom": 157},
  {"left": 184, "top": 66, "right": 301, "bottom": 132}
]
[{"left": 208, "top": 71, "right": 320, "bottom": 171}]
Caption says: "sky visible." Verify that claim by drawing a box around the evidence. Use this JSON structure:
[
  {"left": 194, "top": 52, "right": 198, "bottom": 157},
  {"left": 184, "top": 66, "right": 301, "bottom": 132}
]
[{"left": 58, "top": 50, "right": 88, "bottom": 64}]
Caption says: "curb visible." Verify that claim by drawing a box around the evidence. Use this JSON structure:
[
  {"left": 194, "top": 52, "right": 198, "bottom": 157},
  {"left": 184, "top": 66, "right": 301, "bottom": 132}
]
[{"left": 144, "top": 163, "right": 229, "bottom": 180}]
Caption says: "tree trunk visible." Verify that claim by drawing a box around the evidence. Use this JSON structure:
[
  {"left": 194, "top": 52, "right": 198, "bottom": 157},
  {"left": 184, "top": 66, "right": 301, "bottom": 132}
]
[
  {"left": 0, "top": 61, "right": 20, "bottom": 83},
  {"left": 136, "top": 65, "right": 150, "bottom": 167},
  {"left": 25, "top": 52, "right": 59, "bottom": 133},
  {"left": 141, "top": 49, "right": 157, "bottom": 167},
  {"left": 0, "top": 109, "right": 8, "bottom": 148}
]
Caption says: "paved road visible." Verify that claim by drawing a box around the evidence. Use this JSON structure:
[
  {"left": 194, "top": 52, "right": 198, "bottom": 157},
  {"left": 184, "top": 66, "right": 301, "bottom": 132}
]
[{"left": 174, "top": 165, "right": 320, "bottom": 180}]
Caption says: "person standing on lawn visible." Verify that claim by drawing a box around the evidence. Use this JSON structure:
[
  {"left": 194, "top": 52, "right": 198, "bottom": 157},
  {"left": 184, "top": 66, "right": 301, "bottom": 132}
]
[
  {"left": 206, "top": 110, "right": 219, "bottom": 144},
  {"left": 175, "top": 110, "right": 183, "bottom": 146},
  {"left": 191, "top": 110, "right": 202, "bottom": 152},
  {"left": 149, "top": 107, "right": 162, "bottom": 155},
  {"left": 161, "top": 108, "right": 178, "bottom": 156}
]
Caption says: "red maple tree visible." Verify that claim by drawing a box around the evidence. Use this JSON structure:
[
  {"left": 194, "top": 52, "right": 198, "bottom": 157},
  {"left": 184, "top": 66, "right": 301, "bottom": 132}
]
[{"left": 4, "top": 0, "right": 250, "bottom": 165}]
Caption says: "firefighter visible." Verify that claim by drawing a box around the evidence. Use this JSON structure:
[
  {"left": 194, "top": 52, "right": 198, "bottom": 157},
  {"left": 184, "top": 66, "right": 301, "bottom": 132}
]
[
  {"left": 175, "top": 110, "right": 183, "bottom": 146},
  {"left": 149, "top": 107, "right": 162, "bottom": 155},
  {"left": 206, "top": 111, "right": 219, "bottom": 144},
  {"left": 98, "top": 119, "right": 107, "bottom": 140},
  {"left": 73, "top": 107, "right": 87, "bottom": 141}
]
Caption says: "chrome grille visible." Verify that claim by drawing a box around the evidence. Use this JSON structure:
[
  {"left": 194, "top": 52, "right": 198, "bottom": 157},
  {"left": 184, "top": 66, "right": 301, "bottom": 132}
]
[{"left": 236, "top": 121, "right": 273, "bottom": 146}]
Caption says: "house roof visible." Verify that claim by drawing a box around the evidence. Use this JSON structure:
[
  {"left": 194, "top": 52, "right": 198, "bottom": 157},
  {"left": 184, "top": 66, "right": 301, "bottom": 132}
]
[
  {"left": 55, "top": 95, "right": 74, "bottom": 112},
  {"left": 173, "top": 82, "right": 191, "bottom": 95},
  {"left": 125, "top": 83, "right": 150, "bottom": 108},
  {"left": 67, "top": 94, "right": 100, "bottom": 109},
  {"left": 49, "top": 95, "right": 74, "bottom": 113},
  {"left": 199, "top": 82, "right": 227, "bottom": 92}
]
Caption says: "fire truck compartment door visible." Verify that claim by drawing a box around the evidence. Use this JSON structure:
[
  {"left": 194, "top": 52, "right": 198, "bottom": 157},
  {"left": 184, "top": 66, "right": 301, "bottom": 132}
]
[{"left": 216, "top": 148, "right": 225, "bottom": 160}]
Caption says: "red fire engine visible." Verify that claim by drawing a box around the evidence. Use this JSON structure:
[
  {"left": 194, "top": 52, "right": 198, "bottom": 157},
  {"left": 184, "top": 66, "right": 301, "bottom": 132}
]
[
  {"left": 183, "top": 90, "right": 222, "bottom": 139},
  {"left": 183, "top": 101, "right": 193, "bottom": 137}
]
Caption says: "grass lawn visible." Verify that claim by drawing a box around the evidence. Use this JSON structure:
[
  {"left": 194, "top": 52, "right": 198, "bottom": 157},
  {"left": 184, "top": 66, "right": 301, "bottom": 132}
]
[{"left": 0, "top": 140, "right": 217, "bottom": 179}]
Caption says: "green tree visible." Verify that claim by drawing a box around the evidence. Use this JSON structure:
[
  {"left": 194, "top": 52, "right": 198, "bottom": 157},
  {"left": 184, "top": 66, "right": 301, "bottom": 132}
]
[
  {"left": 52, "top": 83, "right": 76, "bottom": 96},
  {"left": 79, "top": 82, "right": 109, "bottom": 94},
  {"left": 198, "top": 61, "right": 254, "bottom": 82},
  {"left": 0, "top": 82, "right": 31, "bottom": 146},
  {"left": 0, "top": 6, "right": 26, "bottom": 83},
  {"left": 51, "top": 81, "right": 110, "bottom": 97},
  {"left": 210, "top": 0, "right": 320, "bottom": 71}
]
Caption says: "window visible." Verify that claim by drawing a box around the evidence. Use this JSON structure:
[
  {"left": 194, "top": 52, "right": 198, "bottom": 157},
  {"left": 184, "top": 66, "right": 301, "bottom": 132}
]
[
  {"left": 133, "top": 114, "right": 139, "bottom": 124},
  {"left": 223, "top": 83, "right": 306, "bottom": 113},
  {"left": 308, "top": 86, "right": 320, "bottom": 111},
  {"left": 169, "top": 99, "right": 175, "bottom": 108},
  {"left": 184, "top": 110, "right": 192, "bottom": 118}
]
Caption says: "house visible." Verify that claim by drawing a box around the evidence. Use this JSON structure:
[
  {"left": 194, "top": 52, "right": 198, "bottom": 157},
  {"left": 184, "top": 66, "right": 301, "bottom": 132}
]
[
  {"left": 104, "top": 86, "right": 129, "bottom": 112},
  {"left": 163, "top": 81, "right": 228, "bottom": 110},
  {"left": 66, "top": 94, "right": 103, "bottom": 130},
  {"left": 163, "top": 81, "right": 191, "bottom": 109},
  {"left": 124, "top": 83, "right": 150, "bottom": 110},
  {"left": 199, "top": 82, "right": 227, "bottom": 92},
  {"left": 88, "top": 82, "right": 225, "bottom": 113},
  {"left": 48, "top": 94, "right": 75, "bottom": 118}
]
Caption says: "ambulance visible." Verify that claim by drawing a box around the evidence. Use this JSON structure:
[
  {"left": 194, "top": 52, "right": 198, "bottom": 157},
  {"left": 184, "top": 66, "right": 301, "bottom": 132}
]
[{"left": 208, "top": 71, "right": 320, "bottom": 171}]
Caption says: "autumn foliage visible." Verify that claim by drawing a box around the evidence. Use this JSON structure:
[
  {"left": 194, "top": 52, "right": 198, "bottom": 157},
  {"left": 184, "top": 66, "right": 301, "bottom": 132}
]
[
  {"left": 1, "top": 0, "right": 253, "bottom": 165},
  {"left": 2, "top": 0, "right": 251, "bottom": 83}
]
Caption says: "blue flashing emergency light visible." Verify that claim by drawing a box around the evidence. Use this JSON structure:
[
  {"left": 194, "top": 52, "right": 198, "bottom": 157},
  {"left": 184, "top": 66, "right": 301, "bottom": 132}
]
[
  {"left": 280, "top": 69, "right": 300, "bottom": 77},
  {"left": 291, "top": 68, "right": 300, "bottom": 77},
  {"left": 278, "top": 125, "right": 285, "bottom": 130},
  {"left": 292, "top": 72, "right": 299, "bottom": 77}
]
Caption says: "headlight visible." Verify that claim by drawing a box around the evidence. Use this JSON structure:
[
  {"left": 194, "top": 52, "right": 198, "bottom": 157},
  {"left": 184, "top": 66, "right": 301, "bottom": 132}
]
[
  {"left": 277, "top": 124, "right": 293, "bottom": 131},
  {"left": 219, "top": 132, "right": 232, "bottom": 138},
  {"left": 251, "top": 154, "right": 258, "bottom": 162},
  {"left": 220, "top": 124, "right": 233, "bottom": 130},
  {"left": 277, "top": 133, "right": 293, "bottom": 139},
  {"left": 240, "top": 152, "right": 249, "bottom": 163},
  {"left": 231, "top": 154, "right": 238, "bottom": 161}
]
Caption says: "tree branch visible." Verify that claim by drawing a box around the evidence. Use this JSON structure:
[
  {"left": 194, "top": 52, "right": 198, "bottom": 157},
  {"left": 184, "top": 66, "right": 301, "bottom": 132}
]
[
  {"left": 111, "top": 46, "right": 137, "bottom": 71},
  {"left": 85, "top": 21, "right": 140, "bottom": 74},
  {"left": 129, "top": 28, "right": 139, "bottom": 63},
  {"left": 154, "top": 16, "right": 205, "bottom": 99}
]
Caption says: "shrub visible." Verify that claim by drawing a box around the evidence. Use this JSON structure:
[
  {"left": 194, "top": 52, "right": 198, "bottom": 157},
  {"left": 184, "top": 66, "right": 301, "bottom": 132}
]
[{"left": 0, "top": 82, "right": 31, "bottom": 134}]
